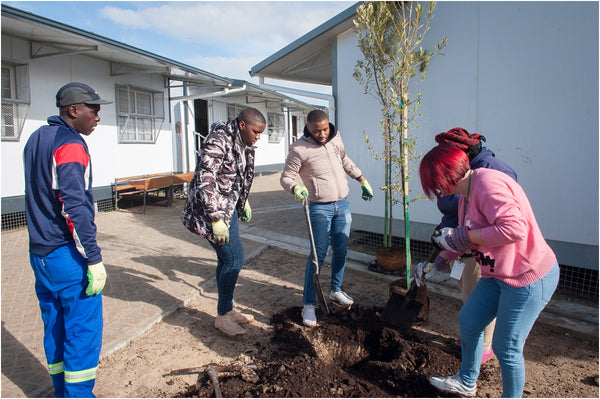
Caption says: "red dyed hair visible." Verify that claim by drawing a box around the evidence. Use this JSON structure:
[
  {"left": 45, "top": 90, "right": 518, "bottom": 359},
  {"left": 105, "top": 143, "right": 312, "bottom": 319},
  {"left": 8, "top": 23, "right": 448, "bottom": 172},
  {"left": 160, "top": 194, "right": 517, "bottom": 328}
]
[{"left": 419, "top": 144, "right": 470, "bottom": 199}]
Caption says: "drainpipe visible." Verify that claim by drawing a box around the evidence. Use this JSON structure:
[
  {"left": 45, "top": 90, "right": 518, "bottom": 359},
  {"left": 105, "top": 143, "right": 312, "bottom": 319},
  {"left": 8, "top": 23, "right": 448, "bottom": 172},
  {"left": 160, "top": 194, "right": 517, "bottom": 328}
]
[
  {"left": 258, "top": 77, "right": 335, "bottom": 125},
  {"left": 183, "top": 81, "right": 190, "bottom": 173},
  {"left": 284, "top": 107, "right": 291, "bottom": 151}
]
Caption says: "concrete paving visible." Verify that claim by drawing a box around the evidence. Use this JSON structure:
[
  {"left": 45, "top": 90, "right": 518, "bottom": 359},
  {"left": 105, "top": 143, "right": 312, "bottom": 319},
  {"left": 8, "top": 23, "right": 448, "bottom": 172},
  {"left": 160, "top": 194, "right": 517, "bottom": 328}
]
[{"left": 1, "top": 172, "right": 597, "bottom": 397}]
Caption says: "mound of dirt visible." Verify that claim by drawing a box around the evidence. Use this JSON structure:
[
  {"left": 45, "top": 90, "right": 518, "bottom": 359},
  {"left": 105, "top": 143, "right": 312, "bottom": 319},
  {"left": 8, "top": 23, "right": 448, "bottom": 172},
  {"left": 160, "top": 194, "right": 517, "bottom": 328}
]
[{"left": 174, "top": 305, "right": 464, "bottom": 398}]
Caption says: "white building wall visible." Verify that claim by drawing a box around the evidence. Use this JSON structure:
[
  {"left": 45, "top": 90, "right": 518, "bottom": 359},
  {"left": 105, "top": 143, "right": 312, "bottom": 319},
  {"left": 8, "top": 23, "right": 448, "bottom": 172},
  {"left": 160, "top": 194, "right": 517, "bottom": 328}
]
[
  {"left": 2, "top": 35, "right": 175, "bottom": 200},
  {"left": 336, "top": 2, "right": 598, "bottom": 264},
  {"left": 210, "top": 100, "right": 228, "bottom": 124},
  {"left": 180, "top": 99, "right": 297, "bottom": 171},
  {"left": 255, "top": 109, "right": 286, "bottom": 168}
]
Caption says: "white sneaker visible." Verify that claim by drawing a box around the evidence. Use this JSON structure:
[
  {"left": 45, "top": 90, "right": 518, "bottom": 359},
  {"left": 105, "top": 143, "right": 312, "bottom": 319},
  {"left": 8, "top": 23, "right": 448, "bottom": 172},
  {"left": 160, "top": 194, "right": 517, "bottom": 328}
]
[
  {"left": 429, "top": 374, "right": 476, "bottom": 397},
  {"left": 302, "top": 305, "right": 317, "bottom": 327},
  {"left": 330, "top": 291, "right": 354, "bottom": 306}
]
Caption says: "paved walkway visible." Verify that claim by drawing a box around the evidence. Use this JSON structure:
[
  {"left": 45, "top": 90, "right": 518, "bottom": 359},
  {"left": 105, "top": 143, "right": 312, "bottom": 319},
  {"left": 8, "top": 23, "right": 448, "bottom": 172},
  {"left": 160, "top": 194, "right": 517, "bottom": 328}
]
[{"left": 1, "top": 173, "right": 597, "bottom": 397}]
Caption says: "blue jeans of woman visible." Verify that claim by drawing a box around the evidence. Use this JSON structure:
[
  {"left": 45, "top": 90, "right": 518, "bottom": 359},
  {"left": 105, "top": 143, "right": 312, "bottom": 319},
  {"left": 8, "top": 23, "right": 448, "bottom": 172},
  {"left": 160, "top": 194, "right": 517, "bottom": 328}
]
[
  {"left": 457, "top": 262, "right": 559, "bottom": 397},
  {"left": 303, "top": 197, "right": 352, "bottom": 306},
  {"left": 208, "top": 210, "right": 245, "bottom": 316}
]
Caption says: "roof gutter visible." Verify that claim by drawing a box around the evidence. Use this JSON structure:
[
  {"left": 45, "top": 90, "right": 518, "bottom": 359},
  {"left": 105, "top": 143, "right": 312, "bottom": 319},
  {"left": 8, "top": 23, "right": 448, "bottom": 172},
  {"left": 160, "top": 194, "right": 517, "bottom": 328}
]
[
  {"left": 249, "top": 2, "right": 361, "bottom": 79},
  {"left": 258, "top": 77, "right": 336, "bottom": 124}
]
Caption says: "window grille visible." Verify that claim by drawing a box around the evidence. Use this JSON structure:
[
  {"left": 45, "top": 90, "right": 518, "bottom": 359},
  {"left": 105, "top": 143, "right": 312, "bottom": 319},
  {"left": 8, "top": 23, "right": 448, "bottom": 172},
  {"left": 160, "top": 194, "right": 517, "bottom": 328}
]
[
  {"left": 268, "top": 112, "right": 285, "bottom": 144},
  {"left": 227, "top": 104, "right": 245, "bottom": 122},
  {"left": 1, "top": 211, "right": 27, "bottom": 231},
  {"left": 1, "top": 61, "right": 30, "bottom": 141},
  {"left": 115, "top": 85, "right": 164, "bottom": 143},
  {"left": 2, "top": 199, "right": 114, "bottom": 231},
  {"left": 558, "top": 264, "right": 598, "bottom": 299}
]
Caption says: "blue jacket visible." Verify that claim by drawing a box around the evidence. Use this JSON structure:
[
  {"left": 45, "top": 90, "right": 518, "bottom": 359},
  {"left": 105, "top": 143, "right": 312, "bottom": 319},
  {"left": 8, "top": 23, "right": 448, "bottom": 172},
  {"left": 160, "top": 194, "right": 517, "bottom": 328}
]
[
  {"left": 436, "top": 147, "right": 517, "bottom": 230},
  {"left": 24, "top": 116, "right": 102, "bottom": 264}
]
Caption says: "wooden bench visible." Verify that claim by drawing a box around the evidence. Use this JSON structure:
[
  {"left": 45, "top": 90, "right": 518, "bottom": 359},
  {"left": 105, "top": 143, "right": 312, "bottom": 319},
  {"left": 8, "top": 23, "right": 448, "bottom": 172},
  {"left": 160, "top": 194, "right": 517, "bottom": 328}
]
[{"left": 113, "top": 172, "right": 194, "bottom": 214}]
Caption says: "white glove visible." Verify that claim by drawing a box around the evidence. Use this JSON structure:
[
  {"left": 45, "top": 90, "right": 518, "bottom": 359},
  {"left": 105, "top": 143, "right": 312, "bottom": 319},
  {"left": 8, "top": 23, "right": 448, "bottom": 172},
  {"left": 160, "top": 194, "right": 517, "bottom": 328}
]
[
  {"left": 432, "top": 226, "right": 475, "bottom": 253},
  {"left": 412, "top": 262, "right": 429, "bottom": 287},
  {"left": 86, "top": 262, "right": 107, "bottom": 296},
  {"left": 412, "top": 257, "right": 446, "bottom": 287},
  {"left": 212, "top": 218, "right": 229, "bottom": 244}
]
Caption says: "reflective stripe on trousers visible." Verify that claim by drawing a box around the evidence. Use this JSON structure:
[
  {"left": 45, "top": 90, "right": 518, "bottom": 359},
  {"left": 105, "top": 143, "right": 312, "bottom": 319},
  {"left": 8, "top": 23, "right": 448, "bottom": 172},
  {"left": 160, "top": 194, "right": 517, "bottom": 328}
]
[
  {"left": 49, "top": 361, "right": 64, "bottom": 375},
  {"left": 65, "top": 366, "right": 98, "bottom": 383}
]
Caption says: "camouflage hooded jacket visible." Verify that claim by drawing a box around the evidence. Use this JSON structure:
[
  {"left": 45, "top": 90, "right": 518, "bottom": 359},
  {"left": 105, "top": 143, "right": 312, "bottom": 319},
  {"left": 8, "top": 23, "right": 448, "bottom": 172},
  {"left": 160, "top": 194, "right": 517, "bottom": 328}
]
[{"left": 182, "top": 119, "right": 255, "bottom": 242}]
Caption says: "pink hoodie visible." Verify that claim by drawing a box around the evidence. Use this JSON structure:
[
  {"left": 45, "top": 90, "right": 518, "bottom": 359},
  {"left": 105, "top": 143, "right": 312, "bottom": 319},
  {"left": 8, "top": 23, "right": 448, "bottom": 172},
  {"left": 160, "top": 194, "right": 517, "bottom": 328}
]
[{"left": 445, "top": 168, "right": 556, "bottom": 288}]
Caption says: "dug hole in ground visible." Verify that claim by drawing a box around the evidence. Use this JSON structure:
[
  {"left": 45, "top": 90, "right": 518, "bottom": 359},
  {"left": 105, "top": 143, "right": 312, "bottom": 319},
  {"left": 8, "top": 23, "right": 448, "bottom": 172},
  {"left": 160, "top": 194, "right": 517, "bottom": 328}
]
[{"left": 83, "top": 174, "right": 600, "bottom": 397}]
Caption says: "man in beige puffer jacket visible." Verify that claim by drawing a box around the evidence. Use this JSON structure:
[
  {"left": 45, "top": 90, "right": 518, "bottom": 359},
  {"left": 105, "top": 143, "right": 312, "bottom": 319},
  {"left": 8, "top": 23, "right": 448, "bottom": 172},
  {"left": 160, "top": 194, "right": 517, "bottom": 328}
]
[{"left": 281, "top": 109, "right": 374, "bottom": 327}]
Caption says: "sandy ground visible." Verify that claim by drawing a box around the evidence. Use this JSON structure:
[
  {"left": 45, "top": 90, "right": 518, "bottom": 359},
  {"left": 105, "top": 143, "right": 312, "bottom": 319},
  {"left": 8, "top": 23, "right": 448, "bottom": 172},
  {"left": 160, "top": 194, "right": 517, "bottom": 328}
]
[{"left": 92, "top": 245, "right": 598, "bottom": 398}]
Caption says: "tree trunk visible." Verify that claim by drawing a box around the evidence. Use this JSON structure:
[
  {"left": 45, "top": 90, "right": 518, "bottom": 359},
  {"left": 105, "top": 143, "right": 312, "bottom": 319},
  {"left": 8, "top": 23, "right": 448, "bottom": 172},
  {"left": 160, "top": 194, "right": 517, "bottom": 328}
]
[
  {"left": 383, "top": 112, "right": 393, "bottom": 248},
  {"left": 400, "top": 93, "right": 412, "bottom": 288}
]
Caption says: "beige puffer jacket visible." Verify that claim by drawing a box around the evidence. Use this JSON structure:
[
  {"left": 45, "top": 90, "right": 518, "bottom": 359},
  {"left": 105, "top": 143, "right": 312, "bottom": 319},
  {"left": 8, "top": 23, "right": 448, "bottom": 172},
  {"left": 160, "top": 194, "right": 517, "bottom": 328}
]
[{"left": 280, "top": 123, "right": 362, "bottom": 203}]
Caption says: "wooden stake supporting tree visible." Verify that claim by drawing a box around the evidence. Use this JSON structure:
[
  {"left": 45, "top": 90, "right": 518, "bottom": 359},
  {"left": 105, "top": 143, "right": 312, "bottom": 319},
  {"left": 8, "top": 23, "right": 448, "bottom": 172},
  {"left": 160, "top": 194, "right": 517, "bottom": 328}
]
[{"left": 353, "top": 1, "right": 446, "bottom": 287}]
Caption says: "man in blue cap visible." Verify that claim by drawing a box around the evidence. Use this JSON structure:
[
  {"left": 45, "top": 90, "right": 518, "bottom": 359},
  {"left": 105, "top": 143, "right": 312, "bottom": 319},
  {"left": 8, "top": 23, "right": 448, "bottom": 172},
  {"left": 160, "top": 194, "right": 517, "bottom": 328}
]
[{"left": 24, "top": 82, "right": 111, "bottom": 397}]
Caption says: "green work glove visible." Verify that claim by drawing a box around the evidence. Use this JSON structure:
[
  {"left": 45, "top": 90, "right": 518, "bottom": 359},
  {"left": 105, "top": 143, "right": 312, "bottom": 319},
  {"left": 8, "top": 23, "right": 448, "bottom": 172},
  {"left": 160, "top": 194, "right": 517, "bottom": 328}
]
[
  {"left": 240, "top": 200, "right": 252, "bottom": 222},
  {"left": 212, "top": 218, "right": 229, "bottom": 244},
  {"left": 86, "top": 262, "right": 107, "bottom": 296},
  {"left": 293, "top": 185, "right": 309, "bottom": 202},
  {"left": 360, "top": 180, "right": 374, "bottom": 201}
]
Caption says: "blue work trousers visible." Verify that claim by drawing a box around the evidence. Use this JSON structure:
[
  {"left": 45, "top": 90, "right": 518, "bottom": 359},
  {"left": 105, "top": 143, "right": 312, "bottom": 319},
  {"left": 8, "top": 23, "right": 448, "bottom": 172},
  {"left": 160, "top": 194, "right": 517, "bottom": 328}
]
[
  {"left": 303, "top": 198, "right": 352, "bottom": 306},
  {"left": 457, "top": 262, "right": 559, "bottom": 397},
  {"left": 29, "top": 242, "right": 103, "bottom": 398},
  {"left": 209, "top": 210, "right": 245, "bottom": 316}
]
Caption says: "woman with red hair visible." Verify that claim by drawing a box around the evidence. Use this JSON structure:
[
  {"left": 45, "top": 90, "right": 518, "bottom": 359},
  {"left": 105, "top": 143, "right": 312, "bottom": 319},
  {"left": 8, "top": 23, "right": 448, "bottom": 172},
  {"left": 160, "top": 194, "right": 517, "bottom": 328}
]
[
  {"left": 420, "top": 128, "right": 516, "bottom": 365},
  {"left": 417, "top": 144, "right": 559, "bottom": 398}
]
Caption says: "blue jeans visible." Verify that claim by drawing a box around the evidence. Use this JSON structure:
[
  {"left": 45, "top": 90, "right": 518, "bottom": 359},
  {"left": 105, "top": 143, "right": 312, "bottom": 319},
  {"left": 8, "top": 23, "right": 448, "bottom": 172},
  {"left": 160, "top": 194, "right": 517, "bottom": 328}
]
[
  {"left": 457, "top": 262, "right": 559, "bottom": 397},
  {"left": 30, "top": 243, "right": 103, "bottom": 398},
  {"left": 208, "top": 210, "right": 245, "bottom": 316},
  {"left": 303, "top": 198, "right": 352, "bottom": 306}
]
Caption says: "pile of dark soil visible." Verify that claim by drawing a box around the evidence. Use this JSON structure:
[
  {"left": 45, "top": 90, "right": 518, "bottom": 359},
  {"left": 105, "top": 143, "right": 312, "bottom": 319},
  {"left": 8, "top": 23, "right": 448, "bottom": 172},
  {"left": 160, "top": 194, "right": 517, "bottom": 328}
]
[{"left": 174, "top": 305, "right": 464, "bottom": 397}]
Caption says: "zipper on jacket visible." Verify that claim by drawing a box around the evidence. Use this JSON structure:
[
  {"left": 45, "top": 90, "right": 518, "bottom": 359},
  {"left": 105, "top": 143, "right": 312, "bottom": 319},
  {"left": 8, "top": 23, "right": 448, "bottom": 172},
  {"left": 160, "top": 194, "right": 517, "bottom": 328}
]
[{"left": 323, "top": 142, "right": 342, "bottom": 199}]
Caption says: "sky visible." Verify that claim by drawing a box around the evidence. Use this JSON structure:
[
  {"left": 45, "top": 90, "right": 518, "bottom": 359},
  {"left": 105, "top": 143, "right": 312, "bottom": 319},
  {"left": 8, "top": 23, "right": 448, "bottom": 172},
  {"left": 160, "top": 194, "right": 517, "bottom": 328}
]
[{"left": 4, "top": 0, "right": 355, "bottom": 98}]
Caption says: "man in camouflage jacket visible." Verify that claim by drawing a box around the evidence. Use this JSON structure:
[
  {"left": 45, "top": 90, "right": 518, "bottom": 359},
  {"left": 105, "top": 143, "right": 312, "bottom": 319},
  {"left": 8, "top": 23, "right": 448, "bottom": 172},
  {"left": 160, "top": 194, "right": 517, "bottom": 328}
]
[{"left": 182, "top": 107, "right": 266, "bottom": 337}]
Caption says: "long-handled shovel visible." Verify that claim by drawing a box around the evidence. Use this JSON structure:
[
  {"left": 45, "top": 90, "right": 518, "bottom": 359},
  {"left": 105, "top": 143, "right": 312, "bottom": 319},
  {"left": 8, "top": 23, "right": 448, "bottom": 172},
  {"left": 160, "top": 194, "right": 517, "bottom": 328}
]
[
  {"left": 302, "top": 197, "right": 330, "bottom": 315},
  {"left": 382, "top": 245, "right": 441, "bottom": 329}
]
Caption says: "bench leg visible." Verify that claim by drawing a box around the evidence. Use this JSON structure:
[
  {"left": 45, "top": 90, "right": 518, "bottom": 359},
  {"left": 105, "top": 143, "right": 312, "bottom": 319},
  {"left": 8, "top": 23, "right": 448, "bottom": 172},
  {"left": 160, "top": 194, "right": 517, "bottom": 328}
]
[
  {"left": 167, "top": 186, "right": 174, "bottom": 207},
  {"left": 115, "top": 192, "right": 145, "bottom": 214}
]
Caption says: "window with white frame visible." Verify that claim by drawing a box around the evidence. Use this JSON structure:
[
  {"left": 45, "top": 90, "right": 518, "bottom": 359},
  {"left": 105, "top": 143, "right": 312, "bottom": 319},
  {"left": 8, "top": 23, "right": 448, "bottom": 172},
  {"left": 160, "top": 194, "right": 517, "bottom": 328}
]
[
  {"left": 1, "top": 61, "right": 30, "bottom": 141},
  {"left": 268, "top": 112, "right": 285, "bottom": 144},
  {"left": 227, "top": 104, "right": 245, "bottom": 122},
  {"left": 115, "top": 85, "right": 164, "bottom": 143}
]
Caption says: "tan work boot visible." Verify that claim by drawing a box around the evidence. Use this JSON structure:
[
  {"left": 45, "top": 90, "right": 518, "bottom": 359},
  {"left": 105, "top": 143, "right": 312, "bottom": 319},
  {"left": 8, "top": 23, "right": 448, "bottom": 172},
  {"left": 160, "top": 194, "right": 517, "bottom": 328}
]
[
  {"left": 214, "top": 312, "right": 246, "bottom": 337},
  {"left": 231, "top": 309, "right": 254, "bottom": 324}
]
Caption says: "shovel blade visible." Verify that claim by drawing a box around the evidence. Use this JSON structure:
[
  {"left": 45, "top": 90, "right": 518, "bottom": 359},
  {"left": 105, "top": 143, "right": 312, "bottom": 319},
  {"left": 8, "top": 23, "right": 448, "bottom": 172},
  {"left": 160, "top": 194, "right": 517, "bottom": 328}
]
[
  {"left": 382, "top": 289, "right": 424, "bottom": 329},
  {"left": 313, "top": 273, "right": 330, "bottom": 315}
]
